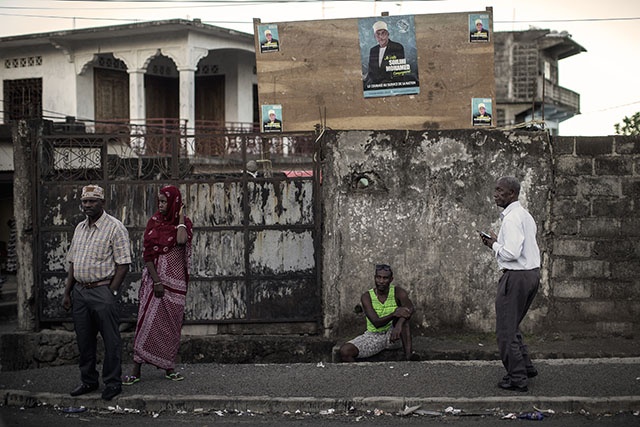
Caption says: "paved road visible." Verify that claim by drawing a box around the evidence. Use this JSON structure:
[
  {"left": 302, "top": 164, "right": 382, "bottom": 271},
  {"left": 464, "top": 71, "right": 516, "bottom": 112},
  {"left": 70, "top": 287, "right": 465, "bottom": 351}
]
[{"left": 1, "top": 403, "right": 639, "bottom": 427}]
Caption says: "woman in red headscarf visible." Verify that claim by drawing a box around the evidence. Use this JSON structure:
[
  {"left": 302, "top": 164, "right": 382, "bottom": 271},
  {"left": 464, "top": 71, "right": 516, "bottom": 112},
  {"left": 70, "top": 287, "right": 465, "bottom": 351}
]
[{"left": 124, "top": 185, "right": 193, "bottom": 384}]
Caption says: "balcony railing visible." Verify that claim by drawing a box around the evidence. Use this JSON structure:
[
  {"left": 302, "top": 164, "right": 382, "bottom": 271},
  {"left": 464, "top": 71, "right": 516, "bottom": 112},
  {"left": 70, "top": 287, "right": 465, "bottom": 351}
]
[
  {"left": 66, "top": 118, "right": 315, "bottom": 169},
  {"left": 537, "top": 76, "right": 580, "bottom": 112}
]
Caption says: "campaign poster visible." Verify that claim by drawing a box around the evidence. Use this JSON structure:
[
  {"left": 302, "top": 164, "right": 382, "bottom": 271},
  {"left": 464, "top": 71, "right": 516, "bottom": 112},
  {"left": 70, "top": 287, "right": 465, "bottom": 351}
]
[
  {"left": 472, "top": 98, "right": 493, "bottom": 127},
  {"left": 258, "top": 24, "right": 280, "bottom": 53},
  {"left": 469, "top": 14, "right": 490, "bottom": 43},
  {"left": 262, "top": 104, "right": 283, "bottom": 133},
  {"left": 358, "top": 15, "right": 420, "bottom": 98}
]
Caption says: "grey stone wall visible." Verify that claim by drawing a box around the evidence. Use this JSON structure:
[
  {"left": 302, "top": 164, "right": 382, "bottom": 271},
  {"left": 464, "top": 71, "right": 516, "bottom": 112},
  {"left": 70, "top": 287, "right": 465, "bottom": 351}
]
[
  {"left": 550, "top": 136, "right": 640, "bottom": 335},
  {"left": 0, "top": 330, "right": 334, "bottom": 371},
  {"left": 322, "top": 130, "right": 553, "bottom": 338}
]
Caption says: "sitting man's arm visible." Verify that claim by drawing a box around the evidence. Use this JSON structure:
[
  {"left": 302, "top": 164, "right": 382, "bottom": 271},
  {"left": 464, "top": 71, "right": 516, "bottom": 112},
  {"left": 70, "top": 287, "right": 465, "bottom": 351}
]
[
  {"left": 395, "top": 287, "right": 415, "bottom": 318},
  {"left": 390, "top": 286, "right": 414, "bottom": 341}
]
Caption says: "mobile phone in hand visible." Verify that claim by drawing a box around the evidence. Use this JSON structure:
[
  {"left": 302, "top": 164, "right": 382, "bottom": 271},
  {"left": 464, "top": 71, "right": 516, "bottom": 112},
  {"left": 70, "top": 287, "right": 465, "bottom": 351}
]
[{"left": 477, "top": 230, "right": 492, "bottom": 239}]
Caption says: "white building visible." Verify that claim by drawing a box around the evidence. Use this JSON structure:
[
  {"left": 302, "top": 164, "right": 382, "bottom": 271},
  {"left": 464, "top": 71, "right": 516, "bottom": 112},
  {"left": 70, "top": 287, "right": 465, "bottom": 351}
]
[
  {"left": 0, "top": 19, "right": 260, "bottom": 250},
  {"left": 0, "top": 19, "right": 258, "bottom": 136}
]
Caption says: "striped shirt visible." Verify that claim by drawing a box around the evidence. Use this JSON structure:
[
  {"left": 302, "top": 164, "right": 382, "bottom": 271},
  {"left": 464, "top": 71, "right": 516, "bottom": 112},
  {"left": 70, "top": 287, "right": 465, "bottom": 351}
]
[{"left": 67, "top": 211, "right": 132, "bottom": 283}]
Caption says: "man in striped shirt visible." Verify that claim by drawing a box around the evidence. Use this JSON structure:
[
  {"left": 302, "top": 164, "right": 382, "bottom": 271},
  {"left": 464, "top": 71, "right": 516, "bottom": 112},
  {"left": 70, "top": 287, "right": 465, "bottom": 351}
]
[{"left": 63, "top": 184, "right": 131, "bottom": 401}]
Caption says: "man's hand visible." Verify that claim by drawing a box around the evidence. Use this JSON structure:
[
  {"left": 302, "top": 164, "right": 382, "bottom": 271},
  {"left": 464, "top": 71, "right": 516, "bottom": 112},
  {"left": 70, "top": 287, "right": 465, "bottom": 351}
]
[
  {"left": 394, "top": 306, "right": 412, "bottom": 319},
  {"left": 390, "top": 324, "right": 402, "bottom": 341},
  {"left": 62, "top": 294, "right": 71, "bottom": 311},
  {"left": 480, "top": 231, "right": 497, "bottom": 248}
]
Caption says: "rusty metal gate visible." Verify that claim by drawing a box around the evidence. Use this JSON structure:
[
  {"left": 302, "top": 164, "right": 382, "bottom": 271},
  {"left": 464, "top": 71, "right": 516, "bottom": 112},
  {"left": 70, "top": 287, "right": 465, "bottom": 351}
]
[{"left": 35, "top": 123, "right": 322, "bottom": 334}]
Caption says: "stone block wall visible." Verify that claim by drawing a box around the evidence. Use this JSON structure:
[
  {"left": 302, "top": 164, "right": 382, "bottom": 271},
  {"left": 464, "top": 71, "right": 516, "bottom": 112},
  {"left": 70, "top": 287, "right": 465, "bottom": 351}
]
[{"left": 550, "top": 136, "right": 640, "bottom": 335}]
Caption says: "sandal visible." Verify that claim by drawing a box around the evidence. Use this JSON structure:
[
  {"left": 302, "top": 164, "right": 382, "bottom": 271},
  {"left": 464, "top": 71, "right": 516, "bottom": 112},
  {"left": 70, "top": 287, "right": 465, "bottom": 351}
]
[
  {"left": 123, "top": 375, "right": 140, "bottom": 385},
  {"left": 165, "top": 372, "right": 184, "bottom": 381}
]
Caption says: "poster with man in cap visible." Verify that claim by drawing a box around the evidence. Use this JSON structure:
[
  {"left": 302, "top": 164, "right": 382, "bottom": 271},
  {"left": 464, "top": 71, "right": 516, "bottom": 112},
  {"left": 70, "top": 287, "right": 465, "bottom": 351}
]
[
  {"left": 472, "top": 97, "right": 493, "bottom": 126},
  {"left": 262, "top": 104, "right": 283, "bottom": 133},
  {"left": 469, "top": 14, "right": 490, "bottom": 42},
  {"left": 259, "top": 24, "right": 280, "bottom": 53},
  {"left": 359, "top": 15, "right": 420, "bottom": 98}
]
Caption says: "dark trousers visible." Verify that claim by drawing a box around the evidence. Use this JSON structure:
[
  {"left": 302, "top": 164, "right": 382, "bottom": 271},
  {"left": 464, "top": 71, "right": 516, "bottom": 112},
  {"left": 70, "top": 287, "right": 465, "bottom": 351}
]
[
  {"left": 72, "top": 285, "right": 122, "bottom": 388},
  {"left": 495, "top": 268, "right": 539, "bottom": 385}
]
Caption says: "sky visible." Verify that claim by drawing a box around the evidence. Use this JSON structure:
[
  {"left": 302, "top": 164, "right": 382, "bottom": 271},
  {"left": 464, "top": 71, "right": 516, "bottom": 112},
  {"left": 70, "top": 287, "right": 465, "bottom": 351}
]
[{"left": 0, "top": 0, "right": 639, "bottom": 136}]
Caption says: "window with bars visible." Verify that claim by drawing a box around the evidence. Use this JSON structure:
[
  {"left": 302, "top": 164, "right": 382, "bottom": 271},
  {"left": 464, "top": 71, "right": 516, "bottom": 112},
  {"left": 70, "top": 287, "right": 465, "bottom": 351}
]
[{"left": 3, "top": 78, "right": 43, "bottom": 121}]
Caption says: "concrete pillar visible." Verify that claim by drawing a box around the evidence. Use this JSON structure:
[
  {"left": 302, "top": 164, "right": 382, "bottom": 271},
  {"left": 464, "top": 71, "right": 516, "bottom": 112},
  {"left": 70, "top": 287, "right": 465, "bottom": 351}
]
[
  {"left": 128, "top": 69, "right": 146, "bottom": 152},
  {"left": 128, "top": 69, "right": 146, "bottom": 124},
  {"left": 12, "top": 120, "right": 39, "bottom": 331},
  {"left": 178, "top": 67, "right": 197, "bottom": 156}
]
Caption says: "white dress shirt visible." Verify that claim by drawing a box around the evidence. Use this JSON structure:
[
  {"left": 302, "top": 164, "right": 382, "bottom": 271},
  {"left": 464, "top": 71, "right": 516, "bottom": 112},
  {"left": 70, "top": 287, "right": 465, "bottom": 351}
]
[{"left": 492, "top": 201, "right": 541, "bottom": 270}]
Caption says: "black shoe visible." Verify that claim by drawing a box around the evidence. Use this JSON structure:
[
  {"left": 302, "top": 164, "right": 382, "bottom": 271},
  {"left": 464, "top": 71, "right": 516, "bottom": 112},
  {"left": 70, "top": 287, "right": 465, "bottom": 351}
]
[
  {"left": 527, "top": 368, "right": 538, "bottom": 378},
  {"left": 101, "top": 385, "right": 122, "bottom": 401},
  {"left": 497, "top": 380, "right": 528, "bottom": 392},
  {"left": 70, "top": 383, "right": 98, "bottom": 397},
  {"left": 407, "top": 352, "right": 421, "bottom": 361}
]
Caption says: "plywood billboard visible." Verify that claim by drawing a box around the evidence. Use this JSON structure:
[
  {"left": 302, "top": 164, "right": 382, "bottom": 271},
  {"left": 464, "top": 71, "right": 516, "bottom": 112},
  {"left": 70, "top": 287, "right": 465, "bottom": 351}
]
[{"left": 254, "top": 8, "right": 495, "bottom": 131}]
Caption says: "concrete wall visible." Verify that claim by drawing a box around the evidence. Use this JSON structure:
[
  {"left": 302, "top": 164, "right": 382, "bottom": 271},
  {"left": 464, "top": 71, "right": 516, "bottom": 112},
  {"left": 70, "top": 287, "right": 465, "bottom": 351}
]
[
  {"left": 321, "top": 131, "right": 640, "bottom": 338},
  {"left": 322, "top": 129, "right": 553, "bottom": 338},
  {"left": 550, "top": 136, "right": 640, "bottom": 335}
]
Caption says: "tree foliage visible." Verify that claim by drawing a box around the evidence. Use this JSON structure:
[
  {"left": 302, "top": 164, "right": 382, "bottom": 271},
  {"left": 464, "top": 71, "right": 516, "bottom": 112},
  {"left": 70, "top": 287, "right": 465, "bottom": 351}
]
[{"left": 614, "top": 112, "right": 640, "bottom": 135}]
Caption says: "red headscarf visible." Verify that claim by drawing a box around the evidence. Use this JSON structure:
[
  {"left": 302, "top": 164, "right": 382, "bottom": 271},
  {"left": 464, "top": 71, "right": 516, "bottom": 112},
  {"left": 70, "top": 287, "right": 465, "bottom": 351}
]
[{"left": 143, "top": 185, "right": 193, "bottom": 262}]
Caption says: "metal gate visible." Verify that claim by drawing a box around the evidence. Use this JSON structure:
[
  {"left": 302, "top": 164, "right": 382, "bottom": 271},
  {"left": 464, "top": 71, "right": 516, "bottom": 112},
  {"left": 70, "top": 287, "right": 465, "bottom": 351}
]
[{"left": 35, "top": 124, "right": 322, "bottom": 334}]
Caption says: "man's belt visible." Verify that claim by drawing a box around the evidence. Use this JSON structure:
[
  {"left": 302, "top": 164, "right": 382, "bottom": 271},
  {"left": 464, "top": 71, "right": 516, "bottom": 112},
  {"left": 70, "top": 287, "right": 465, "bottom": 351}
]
[
  {"left": 501, "top": 268, "right": 540, "bottom": 273},
  {"left": 76, "top": 279, "right": 112, "bottom": 289}
]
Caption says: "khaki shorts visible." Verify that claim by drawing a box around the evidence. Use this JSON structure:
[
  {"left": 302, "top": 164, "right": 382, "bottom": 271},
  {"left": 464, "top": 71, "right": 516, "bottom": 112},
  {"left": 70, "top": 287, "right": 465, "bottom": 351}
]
[{"left": 348, "top": 330, "right": 401, "bottom": 359}]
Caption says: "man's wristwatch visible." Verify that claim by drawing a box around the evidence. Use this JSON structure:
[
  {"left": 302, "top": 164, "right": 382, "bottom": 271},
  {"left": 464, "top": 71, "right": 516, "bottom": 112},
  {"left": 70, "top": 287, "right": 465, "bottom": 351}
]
[{"left": 112, "top": 289, "right": 118, "bottom": 296}]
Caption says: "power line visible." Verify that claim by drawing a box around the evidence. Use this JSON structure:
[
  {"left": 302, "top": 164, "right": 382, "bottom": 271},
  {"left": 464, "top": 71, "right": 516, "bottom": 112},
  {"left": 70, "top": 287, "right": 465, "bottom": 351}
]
[
  {"left": 0, "top": 12, "right": 247, "bottom": 25},
  {"left": 2, "top": 10, "right": 639, "bottom": 26},
  {"left": 48, "top": 0, "right": 443, "bottom": 3},
  {"left": 579, "top": 100, "right": 640, "bottom": 115},
  {"left": 495, "top": 17, "right": 640, "bottom": 24},
  {"left": 1, "top": 2, "right": 639, "bottom": 24},
  {"left": 0, "top": 12, "right": 135, "bottom": 23}
]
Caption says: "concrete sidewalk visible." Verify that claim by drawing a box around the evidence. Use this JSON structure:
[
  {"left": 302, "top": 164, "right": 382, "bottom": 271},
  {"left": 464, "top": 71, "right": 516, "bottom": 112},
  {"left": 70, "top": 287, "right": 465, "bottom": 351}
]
[
  {"left": 1, "top": 357, "right": 639, "bottom": 416},
  {"left": 1, "top": 313, "right": 639, "bottom": 417}
]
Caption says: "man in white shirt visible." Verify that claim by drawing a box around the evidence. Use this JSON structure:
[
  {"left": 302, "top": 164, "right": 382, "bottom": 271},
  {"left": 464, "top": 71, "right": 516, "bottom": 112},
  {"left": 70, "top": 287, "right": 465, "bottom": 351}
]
[{"left": 480, "top": 176, "right": 540, "bottom": 392}]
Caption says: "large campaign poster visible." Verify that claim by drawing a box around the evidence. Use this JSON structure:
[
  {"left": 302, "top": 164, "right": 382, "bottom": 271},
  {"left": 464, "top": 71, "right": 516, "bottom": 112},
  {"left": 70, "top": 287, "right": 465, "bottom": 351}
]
[{"left": 358, "top": 15, "right": 420, "bottom": 98}]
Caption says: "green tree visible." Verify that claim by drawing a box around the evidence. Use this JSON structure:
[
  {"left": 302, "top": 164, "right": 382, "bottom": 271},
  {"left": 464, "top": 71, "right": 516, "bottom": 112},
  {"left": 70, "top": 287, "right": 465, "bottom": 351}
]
[{"left": 614, "top": 112, "right": 640, "bottom": 135}]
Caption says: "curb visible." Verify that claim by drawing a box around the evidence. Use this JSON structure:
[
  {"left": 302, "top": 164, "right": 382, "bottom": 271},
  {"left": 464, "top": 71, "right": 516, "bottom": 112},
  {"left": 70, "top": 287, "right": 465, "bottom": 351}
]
[{"left": 4, "top": 390, "right": 640, "bottom": 415}]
